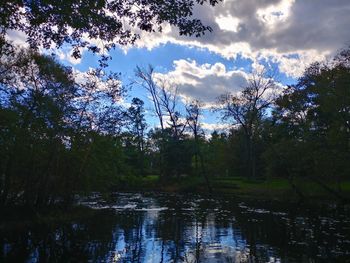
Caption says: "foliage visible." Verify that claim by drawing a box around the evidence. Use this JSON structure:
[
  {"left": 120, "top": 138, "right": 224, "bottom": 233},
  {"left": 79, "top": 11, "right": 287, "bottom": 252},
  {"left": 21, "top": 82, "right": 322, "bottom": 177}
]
[
  {"left": 217, "top": 68, "right": 278, "bottom": 178},
  {"left": 1, "top": 37, "right": 349, "bottom": 206},
  {"left": 1, "top": 0, "right": 222, "bottom": 59},
  {"left": 268, "top": 51, "right": 350, "bottom": 184},
  {"left": 0, "top": 44, "right": 127, "bottom": 206}
]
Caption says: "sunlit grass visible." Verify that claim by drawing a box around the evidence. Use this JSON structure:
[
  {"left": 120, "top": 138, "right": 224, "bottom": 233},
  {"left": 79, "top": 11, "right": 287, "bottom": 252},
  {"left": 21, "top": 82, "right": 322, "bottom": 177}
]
[
  {"left": 210, "top": 176, "right": 350, "bottom": 200},
  {"left": 114, "top": 174, "right": 350, "bottom": 201}
]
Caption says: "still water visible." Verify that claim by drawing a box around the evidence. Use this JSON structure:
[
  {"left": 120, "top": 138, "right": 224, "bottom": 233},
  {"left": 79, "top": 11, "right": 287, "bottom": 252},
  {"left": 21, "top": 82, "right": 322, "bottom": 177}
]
[{"left": 1, "top": 192, "right": 350, "bottom": 262}]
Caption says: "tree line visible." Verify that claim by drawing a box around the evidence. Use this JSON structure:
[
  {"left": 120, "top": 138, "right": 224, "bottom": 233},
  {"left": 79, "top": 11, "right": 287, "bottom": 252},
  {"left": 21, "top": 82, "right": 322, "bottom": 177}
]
[
  {"left": 1, "top": 0, "right": 224, "bottom": 207},
  {"left": 1, "top": 37, "right": 349, "bottom": 206}
]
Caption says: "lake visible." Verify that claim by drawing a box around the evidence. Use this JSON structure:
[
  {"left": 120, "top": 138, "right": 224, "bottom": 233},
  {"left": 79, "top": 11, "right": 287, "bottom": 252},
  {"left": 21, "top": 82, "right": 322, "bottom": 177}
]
[{"left": 1, "top": 192, "right": 350, "bottom": 262}]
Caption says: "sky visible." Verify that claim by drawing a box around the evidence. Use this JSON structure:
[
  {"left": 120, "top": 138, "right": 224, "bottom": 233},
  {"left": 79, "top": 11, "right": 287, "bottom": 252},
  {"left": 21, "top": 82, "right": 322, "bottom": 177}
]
[{"left": 8, "top": 0, "right": 350, "bottom": 133}]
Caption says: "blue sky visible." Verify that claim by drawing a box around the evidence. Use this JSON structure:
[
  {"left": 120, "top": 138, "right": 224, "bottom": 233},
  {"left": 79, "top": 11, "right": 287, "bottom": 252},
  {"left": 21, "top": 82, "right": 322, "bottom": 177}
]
[
  {"left": 43, "top": 0, "right": 349, "bottom": 133},
  {"left": 67, "top": 43, "right": 297, "bottom": 131}
]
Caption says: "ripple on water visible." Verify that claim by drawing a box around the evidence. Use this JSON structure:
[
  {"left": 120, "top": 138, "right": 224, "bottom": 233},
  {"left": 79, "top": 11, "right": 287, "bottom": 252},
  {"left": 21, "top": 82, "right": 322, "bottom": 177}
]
[{"left": 3, "top": 192, "right": 347, "bottom": 262}]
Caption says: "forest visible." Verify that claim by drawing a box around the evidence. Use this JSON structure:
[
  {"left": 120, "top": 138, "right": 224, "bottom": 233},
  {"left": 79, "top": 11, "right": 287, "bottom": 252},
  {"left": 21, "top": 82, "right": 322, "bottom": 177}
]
[
  {"left": 0, "top": 0, "right": 349, "bottom": 209},
  {"left": 1, "top": 38, "right": 349, "bottom": 207},
  {"left": 1, "top": 1, "right": 350, "bottom": 262}
]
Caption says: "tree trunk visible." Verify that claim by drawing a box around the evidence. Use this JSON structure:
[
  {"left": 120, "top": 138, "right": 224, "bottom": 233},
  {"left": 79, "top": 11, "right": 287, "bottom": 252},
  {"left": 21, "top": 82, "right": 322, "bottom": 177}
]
[
  {"left": 198, "top": 151, "right": 212, "bottom": 193},
  {"left": 245, "top": 134, "right": 255, "bottom": 178}
]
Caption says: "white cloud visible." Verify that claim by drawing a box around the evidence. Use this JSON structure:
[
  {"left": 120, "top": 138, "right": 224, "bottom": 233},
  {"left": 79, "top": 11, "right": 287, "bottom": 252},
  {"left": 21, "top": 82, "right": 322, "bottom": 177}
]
[
  {"left": 5, "top": 30, "right": 28, "bottom": 48},
  {"left": 215, "top": 15, "right": 240, "bottom": 32},
  {"left": 154, "top": 60, "right": 249, "bottom": 105},
  {"left": 201, "top": 122, "right": 231, "bottom": 132},
  {"left": 131, "top": 0, "right": 350, "bottom": 77},
  {"left": 5, "top": 0, "right": 349, "bottom": 79},
  {"left": 256, "top": 0, "right": 294, "bottom": 28},
  {"left": 49, "top": 47, "right": 82, "bottom": 65}
]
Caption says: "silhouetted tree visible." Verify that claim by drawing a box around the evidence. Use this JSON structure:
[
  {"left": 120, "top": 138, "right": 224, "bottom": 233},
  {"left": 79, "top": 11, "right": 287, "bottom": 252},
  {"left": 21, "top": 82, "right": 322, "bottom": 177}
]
[
  {"left": 127, "top": 97, "right": 147, "bottom": 175},
  {"left": 1, "top": 0, "right": 222, "bottom": 60},
  {"left": 0, "top": 45, "right": 127, "bottom": 206},
  {"left": 269, "top": 48, "right": 350, "bottom": 200},
  {"left": 217, "top": 68, "right": 278, "bottom": 178},
  {"left": 186, "top": 100, "right": 211, "bottom": 191},
  {"left": 135, "top": 66, "right": 188, "bottom": 178}
]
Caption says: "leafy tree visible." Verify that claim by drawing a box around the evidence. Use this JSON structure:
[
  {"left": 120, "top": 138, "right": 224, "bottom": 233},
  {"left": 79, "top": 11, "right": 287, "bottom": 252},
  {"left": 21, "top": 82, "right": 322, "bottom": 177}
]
[
  {"left": 278, "top": 55, "right": 349, "bottom": 172},
  {"left": 127, "top": 97, "right": 147, "bottom": 175},
  {"left": 217, "top": 68, "right": 278, "bottom": 178},
  {"left": 0, "top": 44, "right": 128, "bottom": 206},
  {"left": 186, "top": 100, "right": 203, "bottom": 173},
  {"left": 1, "top": 0, "right": 222, "bottom": 59},
  {"left": 185, "top": 100, "right": 211, "bottom": 191},
  {"left": 267, "top": 48, "right": 350, "bottom": 200},
  {"left": 0, "top": 48, "right": 77, "bottom": 206}
]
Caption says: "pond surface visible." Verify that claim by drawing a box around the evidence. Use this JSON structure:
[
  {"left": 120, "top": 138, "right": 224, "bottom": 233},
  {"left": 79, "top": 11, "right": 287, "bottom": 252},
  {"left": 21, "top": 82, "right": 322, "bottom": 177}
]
[{"left": 1, "top": 192, "right": 350, "bottom": 262}]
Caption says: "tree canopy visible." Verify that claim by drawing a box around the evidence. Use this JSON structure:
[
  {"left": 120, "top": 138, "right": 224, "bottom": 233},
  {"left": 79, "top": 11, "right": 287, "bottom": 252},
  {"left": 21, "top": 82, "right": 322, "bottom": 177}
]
[
  {"left": 1, "top": 0, "right": 221, "bottom": 58},
  {"left": 0, "top": 21, "right": 349, "bottom": 206}
]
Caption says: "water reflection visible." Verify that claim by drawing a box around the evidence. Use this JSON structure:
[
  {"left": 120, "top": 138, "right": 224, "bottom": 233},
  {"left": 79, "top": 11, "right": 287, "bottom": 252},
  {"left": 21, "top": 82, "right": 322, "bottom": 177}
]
[{"left": 1, "top": 193, "right": 350, "bottom": 262}]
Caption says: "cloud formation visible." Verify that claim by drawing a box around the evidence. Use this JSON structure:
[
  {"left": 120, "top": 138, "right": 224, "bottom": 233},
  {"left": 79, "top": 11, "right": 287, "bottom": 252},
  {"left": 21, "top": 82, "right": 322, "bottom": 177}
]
[
  {"left": 7, "top": 0, "right": 349, "bottom": 78},
  {"left": 154, "top": 59, "right": 249, "bottom": 105},
  {"left": 201, "top": 122, "right": 231, "bottom": 133},
  {"left": 134, "top": 0, "right": 350, "bottom": 77}
]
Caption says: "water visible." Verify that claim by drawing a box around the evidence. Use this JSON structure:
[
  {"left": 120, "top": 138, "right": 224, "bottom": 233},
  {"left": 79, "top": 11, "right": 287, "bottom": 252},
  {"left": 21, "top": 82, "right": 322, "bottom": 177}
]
[{"left": 1, "top": 192, "right": 350, "bottom": 262}]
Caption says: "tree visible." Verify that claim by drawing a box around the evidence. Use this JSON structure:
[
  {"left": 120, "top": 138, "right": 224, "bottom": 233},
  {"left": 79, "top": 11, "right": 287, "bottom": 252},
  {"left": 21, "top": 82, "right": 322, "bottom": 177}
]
[
  {"left": 185, "top": 100, "right": 211, "bottom": 191},
  {"left": 1, "top": 0, "right": 222, "bottom": 59},
  {"left": 217, "top": 68, "right": 278, "bottom": 178},
  {"left": 135, "top": 65, "right": 188, "bottom": 178},
  {"left": 271, "top": 49, "right": 350, "bottom": 199},
  {"left": 127, "top": 97, "right": 147, "bottom": 175},
  {"left": 135, "top": 66, "right": 165, "bottom": 131},
  {"left": 186, "top": 100, "right": 202, "bottom": 172},
  {"left": 0, "top": 49, "right": 77, "bottom": 206},
  {"left": 205, "top": 131, "right": 231, "bottom": 177},
  {"left": 0, "top": 45, "right": 128, "bottom": 206},
  {"left": 135, "top": 66, "right": 187, "bottom": 138}
]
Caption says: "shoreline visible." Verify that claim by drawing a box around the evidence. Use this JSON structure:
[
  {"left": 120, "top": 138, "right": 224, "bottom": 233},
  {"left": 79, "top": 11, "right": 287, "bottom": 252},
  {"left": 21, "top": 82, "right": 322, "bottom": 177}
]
[{"left": 114, "top": 175, "right": 350, "bottom": 204}]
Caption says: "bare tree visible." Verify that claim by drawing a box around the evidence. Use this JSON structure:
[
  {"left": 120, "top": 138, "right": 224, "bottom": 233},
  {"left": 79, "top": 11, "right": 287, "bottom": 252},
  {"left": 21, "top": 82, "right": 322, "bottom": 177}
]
[
  {"left": 135, "top": 66, "right": 165, "bottom": 131},
  {"left": 217, "top": 67, "right": 278, "bottom": 178},
  {"left": 186, "top": 100, "right": 202, "bottom": 172},
  {"left": 186, "top": 100, "right": 212, "bottom": 192},
  {"left": 135, "top": 65, "right": 188, "bottom": 179},
  {"left": 135, "top": 65, "right": 187, "bottom": 139}
]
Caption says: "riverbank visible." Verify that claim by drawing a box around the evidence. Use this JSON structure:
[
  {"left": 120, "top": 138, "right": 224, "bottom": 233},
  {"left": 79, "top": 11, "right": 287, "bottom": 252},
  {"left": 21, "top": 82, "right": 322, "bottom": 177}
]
[
  {"left": 115, "top": 175, "right": 350, "bottom": 203},
  {"left": 0, "top": 205, "right": 98, "bottom": 231},
  {"left": 2, "top": 192, "right": 350, "bottom": 262},
  {"left": 2, "top": 176, "right": 349, "bottom": 228}
]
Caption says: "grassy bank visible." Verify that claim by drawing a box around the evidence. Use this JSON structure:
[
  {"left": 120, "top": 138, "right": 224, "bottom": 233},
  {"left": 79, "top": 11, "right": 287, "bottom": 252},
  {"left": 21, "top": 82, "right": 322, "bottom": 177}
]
[
  {"left": 211, "top": 177, "right": 350, "bottom": 201},
  {"left": 115, "top": 175, "right": 350, "bottom": 202}
]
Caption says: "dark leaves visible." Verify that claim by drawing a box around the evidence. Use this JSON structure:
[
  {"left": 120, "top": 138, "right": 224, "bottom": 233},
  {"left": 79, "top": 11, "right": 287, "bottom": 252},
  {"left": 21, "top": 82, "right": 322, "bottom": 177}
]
[{"left": 1, "top": 0, "right": 222, "bottom": 59}]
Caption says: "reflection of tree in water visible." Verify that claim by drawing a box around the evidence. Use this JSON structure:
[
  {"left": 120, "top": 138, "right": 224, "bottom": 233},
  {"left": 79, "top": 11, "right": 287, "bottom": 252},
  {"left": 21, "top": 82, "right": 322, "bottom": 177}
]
[
  {"left": 110, "top": 196, "right": 281, "bottom": 262},
  {"left": 1, "top": 210, "right": 120, "bottom": 262},
  {"left": 182, "top": 211, "right": 207, "bottom": 263},
  {"left": 115, "top": 211, "right": 147, "bottom": 262},
  {"left": 221, "top": 201, "right": 350, "bottom": 262},
  {"left": 1, "top": 194, "right": 350, "bottom": 262},
  {"left": 0, "top": 198, "right": 286, "bottom": 262},
  {"left": 108, "top": 196, "right": 214, "bottom": 262}
]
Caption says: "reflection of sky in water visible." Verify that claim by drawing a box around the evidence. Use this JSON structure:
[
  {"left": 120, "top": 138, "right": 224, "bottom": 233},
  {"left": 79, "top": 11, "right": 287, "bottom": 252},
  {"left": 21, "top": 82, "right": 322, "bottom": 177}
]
[
  {"left": 1, "top": 193, "right": 350, "bottom": 262},
  {"left": 81, "top": 194, "right": 262, "bottom": 262}
]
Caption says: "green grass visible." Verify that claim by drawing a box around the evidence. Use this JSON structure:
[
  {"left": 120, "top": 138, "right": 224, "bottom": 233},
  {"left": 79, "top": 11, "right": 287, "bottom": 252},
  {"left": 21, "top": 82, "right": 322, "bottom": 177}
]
[
  {"left": 336, "top": 181, "right": 350, "bottom": 191},
  {"left": 142, "top": 175, "right": 159, "bottom": 181},
  {"left": 114, "top": 174, "right": 350, "bottom": 202},
  {"left": 210, "top": 176, "right": 350, "bottom": 201}
]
